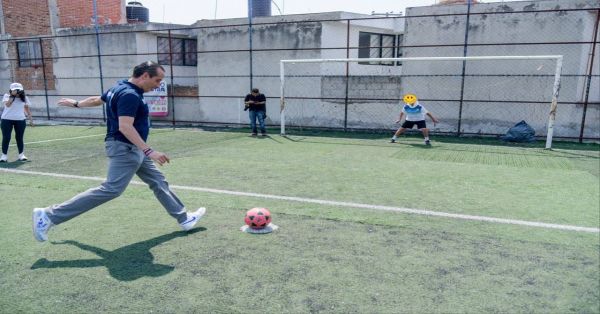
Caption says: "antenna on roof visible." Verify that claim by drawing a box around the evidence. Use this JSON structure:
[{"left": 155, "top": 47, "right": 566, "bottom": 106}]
[{"left": 272, "top": 0, "right": 283, "bottom": 15}]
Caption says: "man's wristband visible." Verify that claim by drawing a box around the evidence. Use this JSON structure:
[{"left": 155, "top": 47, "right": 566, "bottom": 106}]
[
  {"left": 143, "top": 147, "right": 154, "bottom": 156},
  {"left": 73, "top": 101, "right": 79, "bottom": 108}
]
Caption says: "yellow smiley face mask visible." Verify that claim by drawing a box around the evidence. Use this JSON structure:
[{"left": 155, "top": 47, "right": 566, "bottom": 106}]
[{"left": 403, "top": 93, "right": 417, "bottom": 105}]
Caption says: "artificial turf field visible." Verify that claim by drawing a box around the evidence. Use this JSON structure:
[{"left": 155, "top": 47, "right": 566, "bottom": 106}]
[{"left": 0, "top": 125, "right": 598, "bottom": 313}]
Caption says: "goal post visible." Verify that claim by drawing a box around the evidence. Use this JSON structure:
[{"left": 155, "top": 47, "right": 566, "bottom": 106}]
[{"left": 280, "top": 55, "right": 563, "bottom": 149}]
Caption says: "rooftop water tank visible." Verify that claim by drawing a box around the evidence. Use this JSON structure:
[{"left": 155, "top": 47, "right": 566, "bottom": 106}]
[
  {"left": 126, "top": 1, "right": 149, "bottom": 23},
  {"left": 249, "top": 0, "right": 271, "bottom": 18}
]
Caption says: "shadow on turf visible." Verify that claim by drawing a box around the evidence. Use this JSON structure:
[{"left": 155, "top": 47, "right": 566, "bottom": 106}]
[
  {"left": 30, "top": 228, "right": 205, "bottom": 281},
  {"left": 0, "top": 160, "right": 29, "bottom": 168}
]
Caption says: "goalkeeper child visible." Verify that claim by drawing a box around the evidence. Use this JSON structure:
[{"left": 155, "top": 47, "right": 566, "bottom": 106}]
[{"left": 390, "top": 93, "right": 439, "bottom": 145}]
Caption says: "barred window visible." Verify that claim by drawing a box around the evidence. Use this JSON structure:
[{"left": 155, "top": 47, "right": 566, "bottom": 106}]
[
  {"left": 157, "top": 37, "right": 197, "bottom": 66},
  {"left": 17, "top": 41, "right": 43, "bottom": 67},
  {"left": 358, "top": 32, "right": 396, "bottom": 66}
]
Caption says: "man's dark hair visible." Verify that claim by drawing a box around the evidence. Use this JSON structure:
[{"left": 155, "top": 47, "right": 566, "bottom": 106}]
[
  {"left": 132, "top": 61, "right": 165, "bottom": 78},
  {"left": 251, "top": 88, "right": 259, "bottom": 93}
]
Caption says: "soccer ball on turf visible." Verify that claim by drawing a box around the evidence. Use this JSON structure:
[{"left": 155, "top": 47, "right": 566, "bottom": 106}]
[{"left": 244, "top": 207, "right": 272, "bottom": 229}]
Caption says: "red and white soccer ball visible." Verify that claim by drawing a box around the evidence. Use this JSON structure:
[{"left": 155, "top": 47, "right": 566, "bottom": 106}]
[{"left": 244, "top": 207, "right": 272, "bottom": 229}]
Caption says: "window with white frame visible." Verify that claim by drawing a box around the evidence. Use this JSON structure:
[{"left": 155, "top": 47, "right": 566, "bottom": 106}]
[
  {"left": 157, "top": 37, "right": 197, "bottom": 66},
  {"left": 17, "top": 41, "right": 43, "bottom": 67},
  {"left": 358, "top": 32, "right": 396, "bottom": 65}
]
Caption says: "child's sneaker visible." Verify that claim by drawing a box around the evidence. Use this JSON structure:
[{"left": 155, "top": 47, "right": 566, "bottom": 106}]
[
  {"left": 179, "top": 207, "right": 206, "bottom": 231},
  {"left": 425, "top": 140, "right": 431, "bottom": 146},
  {"left": 32, "top": 208, "right": 53, "bottom": 242},
  {"left": 390, "top": 138, "right": 396, "bottom": 143},
  {"left": 18, "top": 153, "right": 28, "bottom": 161},
  {"left": 0, "top": 154, "right": 7, "bottom": 162}
]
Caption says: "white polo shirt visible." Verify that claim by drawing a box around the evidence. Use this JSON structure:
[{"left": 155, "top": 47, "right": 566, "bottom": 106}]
[{"left": 2, "top": 94, "right": 30, "bottom": 120}]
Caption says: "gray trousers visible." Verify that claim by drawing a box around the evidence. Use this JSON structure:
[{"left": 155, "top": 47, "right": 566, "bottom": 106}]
[{"left": 46, "top": 140, "right": 187, "bottom": 225}]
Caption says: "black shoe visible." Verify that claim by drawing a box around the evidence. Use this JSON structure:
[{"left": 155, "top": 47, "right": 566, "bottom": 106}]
[
  {"left": 425, "top": 140, "right": 431, "bottom": 146},
  {"left": 390, "top": 139, "right": 396, "bottom": 143}
]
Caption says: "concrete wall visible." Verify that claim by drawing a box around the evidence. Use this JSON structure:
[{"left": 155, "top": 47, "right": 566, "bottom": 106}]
[
  {"left": 0, "top": 34, "right": 11, "bottom": 92},
  {"left": 41, "top": 23, "right": 197, "bottom": 120},
  {"left": 192, "top": 15, "right": 325, "bottom": 125},
  {"left": 403, "top": 0, "right": 599, "bottom": 138},
  {"left": 191, "top": 12, "right": 402, "bottom": 129},
  {"left": 319, "top": 15, "right": 403, "bottom": 129}
]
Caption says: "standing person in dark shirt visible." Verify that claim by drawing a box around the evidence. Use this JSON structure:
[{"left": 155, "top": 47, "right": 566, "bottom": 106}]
[
  {"left": 244, "top": 88, "right": 267, "bottom": 136},
  {"left": 32, "top": 61, "right": 205, "bottom": 242}
]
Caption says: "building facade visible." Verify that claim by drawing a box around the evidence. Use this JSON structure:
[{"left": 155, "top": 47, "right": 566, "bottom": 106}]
[
  {"left": 0, "top": 0, "right": 126, "bottom": 90},
  {"left": 402, "top": 0, "right": 599, "bottom": 138},
  {"left": 0, "top": 0, "right": 597, "bottom": 139}
]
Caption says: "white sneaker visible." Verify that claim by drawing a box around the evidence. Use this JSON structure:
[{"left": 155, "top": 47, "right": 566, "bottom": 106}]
[
  {"left": 32, "top": 208, "right": 53, "bottom": 242},
  {"left": 179, "top": 207, "right": 206, "bottom": 231},
  {"left": 18, "top": 153, "right": 28, "bottom": 161},
  {"left": 0, "top": 154, "right": 7, "bottom": 162}
]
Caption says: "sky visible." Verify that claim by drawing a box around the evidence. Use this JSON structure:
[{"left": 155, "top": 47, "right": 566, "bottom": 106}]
[{"left": 138, "top": 0, "right": 513, "bottom": 25}]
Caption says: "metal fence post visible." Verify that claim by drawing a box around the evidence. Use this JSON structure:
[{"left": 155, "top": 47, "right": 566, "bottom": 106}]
[
  {"left": 579, "top": 9, "right": 599, "bottom": 142},
  {"left": 38, "top": 38, "right": 50, "bottom": 120},
  {"left": 344, "top": 19, "right": 350, "bottom": 132},
  {"left": 167, "top": 30, "right": 176, "bottom": 128},
  {"left": 248, "top": 0, "right": 254, "bottom": 91},
  {"left": 457, "top": 0, "right": 473, "bottom": 136},
  {"left": 93, "top": 0, "right": 106, "bottom": 122}
]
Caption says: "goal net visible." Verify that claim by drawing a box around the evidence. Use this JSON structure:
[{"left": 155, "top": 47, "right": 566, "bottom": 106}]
[{"left": 279, "top": 56, "right": 562, "bottom": 148}]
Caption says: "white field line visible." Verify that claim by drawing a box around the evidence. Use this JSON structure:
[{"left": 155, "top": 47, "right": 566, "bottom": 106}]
[
  {"left": 14, "top": 134, "right": 105, "bottom": 146},
  {"left": 2, "top": 167, "right": 599, "bottom": 234}
]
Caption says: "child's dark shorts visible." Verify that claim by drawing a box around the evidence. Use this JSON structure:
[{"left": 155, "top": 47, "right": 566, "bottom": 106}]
[{"left": 401, "top": 120, "right": 427, "bottom": 129}]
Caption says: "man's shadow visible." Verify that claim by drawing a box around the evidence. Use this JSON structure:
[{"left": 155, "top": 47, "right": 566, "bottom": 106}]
[{"left": 31, "top": 228, "right": 205, "bottom": 281}]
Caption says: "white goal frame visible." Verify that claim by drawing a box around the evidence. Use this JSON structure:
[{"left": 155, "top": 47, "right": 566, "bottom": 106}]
[{"left": 279, "top": 55, "right": 563, "bottom": 149}]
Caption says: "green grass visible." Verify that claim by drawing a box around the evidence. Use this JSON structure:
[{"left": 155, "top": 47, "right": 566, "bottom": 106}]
[{"left": 1, "top": 125, "right": 598, "bottom": 313}]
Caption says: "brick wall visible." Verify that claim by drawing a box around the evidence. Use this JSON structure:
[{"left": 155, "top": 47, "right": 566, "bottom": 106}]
[
  {"left": 174, "top": 85, "right": 199, "bottom": 97},
  {"left": 2, "top": 0, "right": 53, "bottom": 89},
  {"left": 2, "top": 0, "right": 52, "bottom": 36},
  {"left": 6, "top": 39, "right": 55, "bottom": 90},
  {"left": 1, "top": 0, "right": 125, "bottom": 91},
  {"left": 57, "top": 0, "right": 125, "bottom": 28},
  {"left": 1, "top": 0, "right": 125, "bottom": 34}
]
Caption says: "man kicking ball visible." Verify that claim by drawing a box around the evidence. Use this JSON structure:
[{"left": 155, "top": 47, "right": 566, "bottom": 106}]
[
  {"left": 32, "top": 61, "right": 205, "bottom": 242},
  {"left": 391, "top": 93, "right": 439, "bottom": 146}
]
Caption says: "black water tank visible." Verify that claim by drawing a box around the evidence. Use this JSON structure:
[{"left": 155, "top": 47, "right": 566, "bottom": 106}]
[
  {"left": 126, "top": 1, "right": 149, "bottom": 23},
  {"left": 249, "top": 0, "right": 271, "bottom": 17}
]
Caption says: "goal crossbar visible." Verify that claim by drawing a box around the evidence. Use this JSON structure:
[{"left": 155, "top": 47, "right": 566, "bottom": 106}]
[{"left": 279, "top": 55, "right": 563, "bottom": 148}]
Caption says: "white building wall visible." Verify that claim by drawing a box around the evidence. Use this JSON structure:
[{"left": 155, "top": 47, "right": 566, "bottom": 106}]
[
  {"left": 192, "top": 16, "right": 325, "bottom": 125},
  {"left": 189, "top": 12, "right": 403, "bottom": 129},
  {"left": 403, "top": 0, "right": 599, "bottom": 138},
  {"left": 40, "top": 23, "right": 196, "bottom": 121}
]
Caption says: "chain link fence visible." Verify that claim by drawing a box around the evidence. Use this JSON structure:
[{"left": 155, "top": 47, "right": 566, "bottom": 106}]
[{"left": 0, "top": 4, "right": 598, "bottom": 141}]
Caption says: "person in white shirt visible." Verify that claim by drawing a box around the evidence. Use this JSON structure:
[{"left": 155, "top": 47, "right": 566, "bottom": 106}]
[
  {"left": 1, "top": 82, "right": 34, "bottom": 162},
  {"left": 390, "top": 93, "right": 439, "bottom": 146}
]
